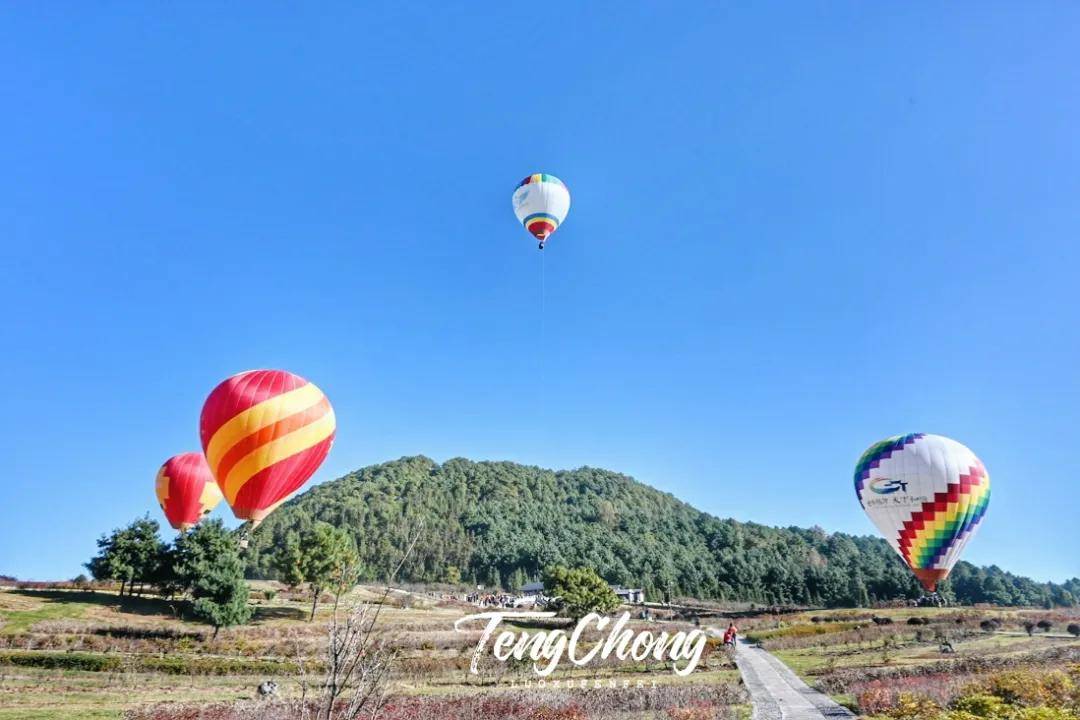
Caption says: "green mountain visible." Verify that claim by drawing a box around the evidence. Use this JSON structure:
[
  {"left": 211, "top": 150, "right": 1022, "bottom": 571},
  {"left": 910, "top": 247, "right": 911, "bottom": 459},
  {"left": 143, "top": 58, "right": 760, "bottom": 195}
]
[{"left": 244, "top": 456, "right": 1078, "bottom": 608}]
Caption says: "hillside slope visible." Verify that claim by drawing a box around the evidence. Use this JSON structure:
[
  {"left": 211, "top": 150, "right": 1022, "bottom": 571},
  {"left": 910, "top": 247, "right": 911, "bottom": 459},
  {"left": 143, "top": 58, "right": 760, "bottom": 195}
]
[{"left": 245, "top": 456, "right": 1078, "bottom": 607}]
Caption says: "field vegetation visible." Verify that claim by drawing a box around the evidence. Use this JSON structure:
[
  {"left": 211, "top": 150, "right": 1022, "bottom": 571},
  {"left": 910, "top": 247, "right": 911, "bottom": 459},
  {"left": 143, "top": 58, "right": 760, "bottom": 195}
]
[
  {"left": 6, "top": 458, "right": 1078, "bottom": 718},
  {"left": 740, "top": 606, "right": 1080, "bottom": 720},
  {"left": 0, "top": 584, "right": 746, "bottom": 720}
]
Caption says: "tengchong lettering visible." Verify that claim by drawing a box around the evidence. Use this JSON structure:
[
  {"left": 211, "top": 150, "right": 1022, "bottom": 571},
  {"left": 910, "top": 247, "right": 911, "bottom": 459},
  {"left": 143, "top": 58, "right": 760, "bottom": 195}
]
[{"left": 453, "top": 611, "right": 708, "bottom": 677}]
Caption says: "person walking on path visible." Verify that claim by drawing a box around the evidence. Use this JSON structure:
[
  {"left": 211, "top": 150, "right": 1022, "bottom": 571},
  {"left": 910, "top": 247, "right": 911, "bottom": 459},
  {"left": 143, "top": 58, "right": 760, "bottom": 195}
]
[{"left": 723, "top": 622, "right": 738, "bottom": 646}]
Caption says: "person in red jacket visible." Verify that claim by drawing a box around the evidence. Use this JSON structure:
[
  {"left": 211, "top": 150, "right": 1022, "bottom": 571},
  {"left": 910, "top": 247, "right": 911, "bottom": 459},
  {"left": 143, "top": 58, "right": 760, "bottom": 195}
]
[{"left": 723, "top": 622, "right": 738, "bottom": 646}]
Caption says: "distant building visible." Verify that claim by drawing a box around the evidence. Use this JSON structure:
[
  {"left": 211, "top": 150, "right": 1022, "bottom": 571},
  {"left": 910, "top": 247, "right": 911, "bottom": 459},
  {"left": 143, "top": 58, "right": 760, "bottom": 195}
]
[
  {"left": 612, "top": 586, "right": 645, "bottom": 604},
  {"left": 518, "top": 581, "right": 645, "bottom": 605},
  {"left": 521, "top": 581, "right": 545, "bottom": 597}
]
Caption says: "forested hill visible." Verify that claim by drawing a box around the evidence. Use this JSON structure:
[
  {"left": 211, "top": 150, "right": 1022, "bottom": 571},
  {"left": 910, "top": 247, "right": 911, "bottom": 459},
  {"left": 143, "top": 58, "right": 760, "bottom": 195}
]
[{"left": 244, "top": 456, "right": 1078, "bottom": 608}]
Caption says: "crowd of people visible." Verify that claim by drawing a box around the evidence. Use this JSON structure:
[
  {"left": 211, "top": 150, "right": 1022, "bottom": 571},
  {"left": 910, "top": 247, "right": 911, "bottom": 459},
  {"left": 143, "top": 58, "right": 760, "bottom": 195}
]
[
  {"left": 431, "top": 590, "right": 539, "bottom": 608},
  {"left": 467, "top": 591, "right": 523, "bottom": 607},
  {"left": 432, "top": 588, "right": 742, "bottom": 648}
]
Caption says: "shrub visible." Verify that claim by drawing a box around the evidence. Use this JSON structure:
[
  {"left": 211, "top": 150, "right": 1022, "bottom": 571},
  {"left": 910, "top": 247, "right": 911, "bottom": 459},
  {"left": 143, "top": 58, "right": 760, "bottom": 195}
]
[
  {"left": 138, "top": 655, "right": 295, "bottom": 676},
  {"left": 1036, "top": 620, "right": 1053, "bottom": 633},
  {"left": 908, "top": 617, "right": 929, "bottom": 626},
  {"left": 981, "top": 669, "right": 1075, "bottom": 707},
  {"left": 1067, "top": 623, "right": 1080, "bottom": 638},
  {"left": 952, "top": 692, "right": 1010, "bottom": 717},
  {"left": 856, "top": 685, "right": 897, "bottom": 715},
  {"left": 890, "top": 692, "right": 941, "bottom": 720},
  {"left": 0, "top": 651, "right": 122, "bottom": 672},
  {"left": 262, "top": 589, "right": 277, "bottom": 601},
  {"left": 0, "top": 650, "right": 294, "bottom": 676},
  {"left": 126, "top": 685, "right": 748, "bottom": 720},
  {"left": 530, "top": 707, "right": 588, "bottom": 720},
  {"left": 667, "top": 704, "right": 719, "bottom": 720},
  {"left": 91, "top": 625, "right": 204, "bottom": 642},
  {"left": 1010, "top": 708, "right": 1079, "bottom": 720},
  {"left": 848, "top": 673, "right": 972, "bottom": 712},
  {"left": 980, "top": 619, "right": 1001, "bottom": 633},
  {"left": 744, "top": 621, "right": 860, "bottom": 644}
]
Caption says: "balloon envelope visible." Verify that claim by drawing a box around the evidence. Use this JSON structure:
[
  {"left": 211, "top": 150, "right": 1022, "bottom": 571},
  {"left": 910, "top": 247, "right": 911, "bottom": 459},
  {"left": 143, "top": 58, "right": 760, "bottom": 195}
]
[
  {"left": 512, "top": 173, "right": 570, "bottom": 246},
  {"left": 155, "top": 452, "right": 223, "bottom": 531},
  {"left": 854, "top": 433, "right": 990, "bottom": 592},
  {"left": 200, "top": 369, "right": 336, "bottom": 525}
]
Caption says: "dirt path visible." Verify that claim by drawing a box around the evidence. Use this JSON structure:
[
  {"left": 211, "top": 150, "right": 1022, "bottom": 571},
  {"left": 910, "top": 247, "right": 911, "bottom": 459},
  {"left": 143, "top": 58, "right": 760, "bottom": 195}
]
[{"left": 734, "top": 640, "right": 854, "bottom": 720}]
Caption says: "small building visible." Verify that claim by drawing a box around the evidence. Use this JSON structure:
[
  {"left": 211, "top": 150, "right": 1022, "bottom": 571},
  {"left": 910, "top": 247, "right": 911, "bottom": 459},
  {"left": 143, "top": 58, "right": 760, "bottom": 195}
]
[
  {"left": 611, "top": 586, "right": 645, "bottom": 604},
  {"left": 521, "top": 581, "right": 545, "bottom": 597},
  {"left": 519, "top": 581, "right": 645, "bottom": 605}
]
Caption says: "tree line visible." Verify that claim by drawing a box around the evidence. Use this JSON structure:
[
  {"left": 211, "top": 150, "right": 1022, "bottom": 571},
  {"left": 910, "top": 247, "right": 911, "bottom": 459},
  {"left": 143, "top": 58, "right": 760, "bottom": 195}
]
[
  {"left": 241, "top": 456, "right": 1078, "bottom": 608},
  {"left": 86, "top": 456, "right": 1076, "bottom": 616},
  {"left": 85, "top": 516, "right": 359, "bottom": 633},
  {"left": 85, "top": 517, "right": 250, "bottom": 636}
]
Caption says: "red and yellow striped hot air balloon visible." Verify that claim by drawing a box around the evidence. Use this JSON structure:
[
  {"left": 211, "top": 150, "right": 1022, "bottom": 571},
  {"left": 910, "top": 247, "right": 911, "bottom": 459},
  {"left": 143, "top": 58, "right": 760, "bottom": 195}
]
[
  {"left": 200, "top": 369, "right": 336, "bottom": 526},
  {"left": 155, "top": 452, "right": 223, "bottom": 532}
]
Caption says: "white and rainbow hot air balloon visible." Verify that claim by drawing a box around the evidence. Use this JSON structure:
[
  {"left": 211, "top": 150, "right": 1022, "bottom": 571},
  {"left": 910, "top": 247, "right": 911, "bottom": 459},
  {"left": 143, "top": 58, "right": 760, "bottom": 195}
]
[
  {"left": 854, "top": 433, "right": 990, "bottom": 592},
  {"left": 512, "top": 173, "right": 570, "bottom": 249}
]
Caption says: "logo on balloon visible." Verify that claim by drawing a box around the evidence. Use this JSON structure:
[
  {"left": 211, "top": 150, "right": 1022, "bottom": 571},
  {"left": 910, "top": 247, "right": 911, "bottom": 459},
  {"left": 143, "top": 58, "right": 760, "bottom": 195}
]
[{"left": 869, "top": 478, "right": 908, "bottom": 495}]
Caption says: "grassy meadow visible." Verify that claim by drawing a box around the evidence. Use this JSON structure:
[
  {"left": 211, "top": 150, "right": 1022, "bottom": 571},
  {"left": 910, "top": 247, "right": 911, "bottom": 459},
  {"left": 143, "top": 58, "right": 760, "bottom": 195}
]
[
  {"left": 3, "top": 585, "right": 1078, "bottom": 720},
  {"left": 740, "top": 606, "right": 1080, "bottom": 719},
  {"left": 0, "top": 584, "right": 746, "bottom": 720}
]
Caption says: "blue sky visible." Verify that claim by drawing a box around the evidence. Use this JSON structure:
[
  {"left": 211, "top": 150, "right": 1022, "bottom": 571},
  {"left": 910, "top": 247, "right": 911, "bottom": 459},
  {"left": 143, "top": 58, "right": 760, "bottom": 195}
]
[{"left": 1, "top": 3, "right": 1077, "bottom": 583}]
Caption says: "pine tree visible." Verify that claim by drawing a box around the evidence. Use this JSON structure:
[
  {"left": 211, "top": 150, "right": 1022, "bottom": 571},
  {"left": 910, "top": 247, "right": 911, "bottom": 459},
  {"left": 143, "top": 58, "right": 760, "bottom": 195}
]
[
  {"left": 271, "top": 522, "right": 357, "bottom": 620},
  {"left": 543, "top": 565, "right": 621, "bottom": 619},
  {"left": 508, "top": 567, "right": 527, "bottom": 592},
  {"left": 85, "top": 516, "right": 166, "bottom": 596},
  {"left": 173, "top": 520, "right": 251, "bottom": 637}
]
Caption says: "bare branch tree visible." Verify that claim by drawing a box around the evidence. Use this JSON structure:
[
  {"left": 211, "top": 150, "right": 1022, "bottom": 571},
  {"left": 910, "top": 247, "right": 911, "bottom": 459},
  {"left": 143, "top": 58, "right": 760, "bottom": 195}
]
[{"left": 293, "top": 522, "right": 424, "bottom": 720}]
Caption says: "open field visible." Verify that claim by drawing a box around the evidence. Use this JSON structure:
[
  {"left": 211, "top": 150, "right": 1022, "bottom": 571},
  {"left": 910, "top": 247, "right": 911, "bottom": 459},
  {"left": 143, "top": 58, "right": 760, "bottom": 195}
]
[
  {"left": 0, "top": 586, "right": 747, "bottom": 719},
  {"left": 4, "top": 587, "right": 1078, "bottom": 720},
  {"left": 739, "top": 606, "right": 1080, "bottom": 718}
]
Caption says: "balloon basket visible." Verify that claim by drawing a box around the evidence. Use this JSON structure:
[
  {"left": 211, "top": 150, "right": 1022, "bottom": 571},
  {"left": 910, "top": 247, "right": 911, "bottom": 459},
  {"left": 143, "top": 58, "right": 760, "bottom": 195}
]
[
  {"left": 916, "top": 592, "right": 946, "bottom": 608},
  {"left": 233, "top": 521, "right": 255, "bottom": 550}
]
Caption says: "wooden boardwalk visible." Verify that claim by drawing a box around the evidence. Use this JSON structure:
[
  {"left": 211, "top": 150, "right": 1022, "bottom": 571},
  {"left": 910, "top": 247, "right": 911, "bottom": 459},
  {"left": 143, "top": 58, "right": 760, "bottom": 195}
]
[{"left": 734, "top": 640, "right": 854, "bottom": 720}]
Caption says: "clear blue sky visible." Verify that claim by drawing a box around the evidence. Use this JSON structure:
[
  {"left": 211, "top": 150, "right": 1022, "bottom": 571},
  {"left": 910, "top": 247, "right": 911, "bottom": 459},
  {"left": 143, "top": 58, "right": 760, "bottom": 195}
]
[{"left": 2, "top": 3, "right": 1077, "bottom": 583}]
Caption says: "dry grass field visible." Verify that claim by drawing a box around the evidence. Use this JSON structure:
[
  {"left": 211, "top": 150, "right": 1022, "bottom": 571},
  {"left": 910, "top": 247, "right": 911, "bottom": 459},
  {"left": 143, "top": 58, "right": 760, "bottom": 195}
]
[
  {"left": 739, "top": 606, "right": 1080, "bottom": 719},
  {"left": 3, "top": 587, "right": 1078, "bottom": 720},
  {"left": 0, "top": 584, "right": 747, "bottom": 720}
]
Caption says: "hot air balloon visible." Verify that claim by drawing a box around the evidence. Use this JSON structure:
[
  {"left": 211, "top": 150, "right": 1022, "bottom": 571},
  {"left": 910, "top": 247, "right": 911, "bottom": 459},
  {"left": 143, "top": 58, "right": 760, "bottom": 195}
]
[
  {"left": 512, "top": 173, "right": 570, "bottom": 249},
  {"left": 155, "top": 452, "right": 223, "bottom": 532},
  {"left": 854, "top": 433, "right": 990, "bottom": 593},
  {"left": 200, "top": 369, "right": 336, "bottom": 526}
]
